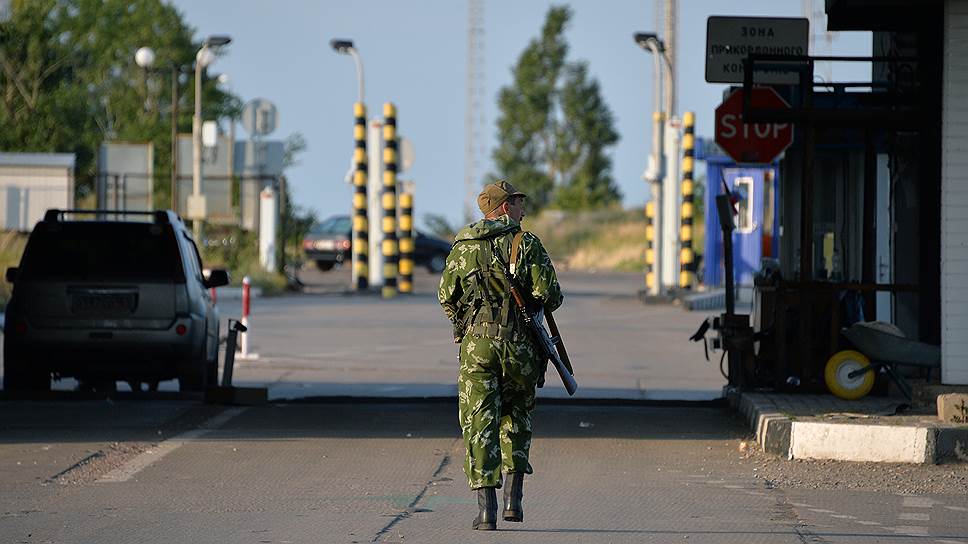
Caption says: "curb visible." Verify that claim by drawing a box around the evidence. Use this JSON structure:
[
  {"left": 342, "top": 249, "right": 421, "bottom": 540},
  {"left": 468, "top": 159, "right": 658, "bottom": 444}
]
[{"left": 731, "top": 390, "right": 968, "bottom": 464}]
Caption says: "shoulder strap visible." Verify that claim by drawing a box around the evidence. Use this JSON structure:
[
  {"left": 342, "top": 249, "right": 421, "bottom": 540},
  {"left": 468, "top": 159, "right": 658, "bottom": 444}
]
[{"left": 509, "top": 231, "right": 525, "bottom": 276}]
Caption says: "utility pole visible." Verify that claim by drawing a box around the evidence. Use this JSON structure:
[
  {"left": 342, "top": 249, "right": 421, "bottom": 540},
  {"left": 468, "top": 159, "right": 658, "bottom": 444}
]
[
  {"left": 464, "top": 0, "right": 486, "bottom": 224},
  {"left": 660, "top": 0, "right": 680, "bottom": 294}
]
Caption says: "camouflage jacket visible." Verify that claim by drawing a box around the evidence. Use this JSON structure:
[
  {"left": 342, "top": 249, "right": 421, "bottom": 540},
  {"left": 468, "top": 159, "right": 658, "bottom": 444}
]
[{"left": 438, "top": 215, "right": 563, "bottom": 342}]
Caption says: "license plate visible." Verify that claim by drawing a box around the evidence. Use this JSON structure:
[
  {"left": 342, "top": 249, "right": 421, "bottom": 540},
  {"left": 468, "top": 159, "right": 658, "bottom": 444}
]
[
  {"left": 71, "top": 294, "right": 136, "bottom": 315},
  {"left": 315, "top": 240, "right": 335, "bottom": 250}
]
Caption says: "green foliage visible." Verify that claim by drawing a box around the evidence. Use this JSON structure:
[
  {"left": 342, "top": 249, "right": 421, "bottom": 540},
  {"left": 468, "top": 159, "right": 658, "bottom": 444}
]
[
  {"left": 492, "top": 6, "right": 620, "bottom": 213},
  {"left": 280, "top": 132, "right": 316, "bottom": 265},
  {"left": 0, "top": 0, "right": 241, "bottom": 201},
  {"left": 0, "top": 231, "right": 29, "bottom": 309},
  {"left": 422, "top": 212, "right": 459, "bottom": 241}
]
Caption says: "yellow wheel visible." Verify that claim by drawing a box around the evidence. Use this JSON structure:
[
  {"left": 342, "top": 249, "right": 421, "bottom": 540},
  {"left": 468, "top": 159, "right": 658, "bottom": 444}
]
[{"left": 824, "top": 350, "right": 875, "bottom": 400}]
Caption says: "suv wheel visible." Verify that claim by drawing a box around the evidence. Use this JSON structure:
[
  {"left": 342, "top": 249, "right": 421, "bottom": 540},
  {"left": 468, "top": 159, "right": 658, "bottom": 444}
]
[{"left": 3, "top": 352, "right": 51, "bottom": 392}]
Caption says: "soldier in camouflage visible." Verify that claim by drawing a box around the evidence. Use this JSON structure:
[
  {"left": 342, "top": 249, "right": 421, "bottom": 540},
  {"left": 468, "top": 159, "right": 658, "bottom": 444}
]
[{"left": 438, "top": 180, "right": 563, "bottom": 531}]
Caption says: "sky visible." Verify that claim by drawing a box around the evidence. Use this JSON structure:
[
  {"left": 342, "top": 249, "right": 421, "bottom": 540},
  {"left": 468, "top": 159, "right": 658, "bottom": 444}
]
[{"left": 170, "top": 0, "right": 871, "bottom": 229}]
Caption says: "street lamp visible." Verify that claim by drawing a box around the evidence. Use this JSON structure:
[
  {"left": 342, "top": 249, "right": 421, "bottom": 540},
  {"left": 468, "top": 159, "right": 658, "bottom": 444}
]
[
  {"left": 332, "top": 38, "right": 369, "bottom": 290},
  {"left": 634, "top": 31, "right": 674, "bottom": 297},
  {"left": 135, "top": 46, "right": 184, "bottom": 212},
  {"left": 330, "top": 39, "right": 365, "bottom": 104},
  {"left": 191, "top": 35, "right": 232, "bottom": 241}
]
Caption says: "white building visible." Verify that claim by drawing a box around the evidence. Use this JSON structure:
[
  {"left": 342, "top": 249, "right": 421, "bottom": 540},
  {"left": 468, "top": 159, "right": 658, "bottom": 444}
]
[{"left": 0, "top": 153, "right": 75, "bottom": 231}]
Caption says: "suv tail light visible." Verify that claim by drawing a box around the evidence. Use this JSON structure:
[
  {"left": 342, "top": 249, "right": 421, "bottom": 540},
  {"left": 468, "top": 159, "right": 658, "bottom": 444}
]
[
  {"left": 175, "top": 324, "right": 188, "bottom": 336},
  {"left": 13, "top": 321, "right": 27, "bottom": 335},
  {"left": 339, "top": 239, "right": 351, "bottom": 250}
]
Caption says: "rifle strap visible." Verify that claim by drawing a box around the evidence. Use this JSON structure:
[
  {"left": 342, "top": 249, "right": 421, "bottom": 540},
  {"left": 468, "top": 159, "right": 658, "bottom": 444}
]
[{"left": 509, "top": 231, "right": 525, "bottom": 276}]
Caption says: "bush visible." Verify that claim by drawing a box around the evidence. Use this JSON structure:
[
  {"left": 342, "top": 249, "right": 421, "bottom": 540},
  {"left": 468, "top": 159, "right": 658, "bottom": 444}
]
[{"left": 0, "top": 231, "right": 29, "bottom": 309}]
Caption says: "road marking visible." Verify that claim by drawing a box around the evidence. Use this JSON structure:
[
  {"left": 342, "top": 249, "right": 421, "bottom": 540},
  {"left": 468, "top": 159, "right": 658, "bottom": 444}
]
[
  {"left": 903, "top": 496, "right": 938, "bottom": 508},
  {"left": 895, "top": 526, "right": 930, "bottom": 536},
  {"left": 945, "top": 506, "right": 968, "bottom": 513},
  {"left": 790, "top": 502, "right": 813, "bottom": 508},
  {"left": 809, "top": 508, "right": 835, "bottom": 514},
  {"left": 97, "top": 408, "right": 247, "bottom": 483},
  {"left": 936, "top": 540, "right": 967, "bottom": 544},
  {"left": 856, "top": 521, "right": 881, "bottom": 526},
  {"left": 831, "top": 514, "right": 857, "bottom": 519},
  {"left": 900, "top": 512, "right": 930, "bottom": 521}
]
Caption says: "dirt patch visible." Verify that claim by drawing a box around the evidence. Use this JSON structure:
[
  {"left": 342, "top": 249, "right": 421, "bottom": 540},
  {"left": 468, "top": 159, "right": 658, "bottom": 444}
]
[{"left": 731, "top": 439, "right": 968, "bottom": 495}]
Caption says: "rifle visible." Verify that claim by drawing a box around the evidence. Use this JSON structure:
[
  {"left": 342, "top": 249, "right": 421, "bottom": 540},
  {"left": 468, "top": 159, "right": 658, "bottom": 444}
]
[{"left": 498, "top": 233, "right": 578, "bottom": 396}]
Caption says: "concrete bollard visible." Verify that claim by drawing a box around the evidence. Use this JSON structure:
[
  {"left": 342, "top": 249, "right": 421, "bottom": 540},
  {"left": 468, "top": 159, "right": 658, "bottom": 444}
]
[{"left": 238, "top": 276, "right": 259, "bottom": 360}]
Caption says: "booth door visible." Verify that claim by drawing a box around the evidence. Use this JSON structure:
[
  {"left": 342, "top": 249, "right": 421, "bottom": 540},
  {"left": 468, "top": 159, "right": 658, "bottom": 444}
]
[{"left": 724, "top": 168, "right": 765, "bottom": 286}]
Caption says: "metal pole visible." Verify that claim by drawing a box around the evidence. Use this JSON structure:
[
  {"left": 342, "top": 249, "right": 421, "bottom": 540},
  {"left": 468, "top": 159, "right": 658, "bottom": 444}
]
[
  {"left": 663, "top": 0, "right": 677, "bottom": 117},
  {"left": 399, "top": 191, "right": 414, "bottom": 293},
  {"left": 170, "top": 66, "right": 178, "bottom": 212},
  {"left": 646, "top": 41, "right": 665, "bottom": 297},
  {"left": 347, "top": 48, "right": 365, "bottom": 104},
  {"left": 381, "top": 102, "right": 399, "bottom": 299},
  {"left": 679, "top": 111, "right": 696, "bottom": 288},
  {"left": 192, "top": 45, "right": 206, "bottom": 241},
  {"left": 352, "top": 103, "right": 369, "bottom": 290}
]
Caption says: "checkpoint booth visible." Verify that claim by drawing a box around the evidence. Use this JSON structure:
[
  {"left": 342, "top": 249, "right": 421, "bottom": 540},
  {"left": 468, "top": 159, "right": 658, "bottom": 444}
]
[{"left": 695, "top": 138, "right": 779, "bottom": 290}]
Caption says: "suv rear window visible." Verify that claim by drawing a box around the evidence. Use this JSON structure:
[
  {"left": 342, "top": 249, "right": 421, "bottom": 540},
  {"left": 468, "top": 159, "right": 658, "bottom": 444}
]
[{"left": 20, "top": 222, "right": 185, "bottom": 281}]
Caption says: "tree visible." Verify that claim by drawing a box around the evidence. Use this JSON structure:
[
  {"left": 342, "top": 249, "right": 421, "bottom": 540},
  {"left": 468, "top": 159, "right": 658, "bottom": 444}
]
[
  {"left": 0, "top": 0, "right": 241, "bottom": 203},
  {"left": 491, "top": 6, "right": 620, "bottom": 212}
]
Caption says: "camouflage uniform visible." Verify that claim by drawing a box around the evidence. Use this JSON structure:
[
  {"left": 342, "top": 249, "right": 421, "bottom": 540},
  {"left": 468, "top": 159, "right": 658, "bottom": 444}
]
[{"left": 439, "top": 215, "right": 563, "bottom": 490}]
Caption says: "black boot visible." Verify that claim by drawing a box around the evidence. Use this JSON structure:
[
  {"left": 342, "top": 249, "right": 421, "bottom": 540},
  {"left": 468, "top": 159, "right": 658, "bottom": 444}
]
[
  {"left": 472, "top": 487, "right": 498, "bottom": 530},
  {"left": 503, "top": 472, "right": 524, "bottom": 522}
]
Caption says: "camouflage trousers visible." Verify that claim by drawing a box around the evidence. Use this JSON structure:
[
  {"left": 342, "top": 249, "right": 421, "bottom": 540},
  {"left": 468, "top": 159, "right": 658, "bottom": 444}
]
[{"left": 457, "top": 333, "right": 541, "bottom": 490}]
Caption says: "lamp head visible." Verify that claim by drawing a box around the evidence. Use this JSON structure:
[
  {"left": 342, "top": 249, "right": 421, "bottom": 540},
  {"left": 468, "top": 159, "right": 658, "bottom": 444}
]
[
  {"left": 330, "top": 39, "right": 355, "bottom": 53},
  {"left": 633, "top": 32, "right": 664, "bottom": 52},
  {"left": 135, "top": 46, "right": 156, "bottom": 68},
  {"left": 204, "top": 35, "right": 232, "bottom": 47}
]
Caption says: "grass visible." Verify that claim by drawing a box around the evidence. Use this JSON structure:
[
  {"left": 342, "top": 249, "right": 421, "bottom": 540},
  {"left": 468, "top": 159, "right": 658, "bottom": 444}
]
[{"left": 523, "top": 207, "right": 706, "bottom": 274}]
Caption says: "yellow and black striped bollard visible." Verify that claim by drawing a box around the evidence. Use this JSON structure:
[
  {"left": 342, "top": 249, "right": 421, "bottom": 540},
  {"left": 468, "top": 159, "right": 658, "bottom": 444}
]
[
  {"left": 381, "top": 103, "right": 399, "bottom": 299},
  {"left": 645, "top": 200, "right": 656, "bottom": 292},
  {"left": 352, "top": 102, "right": 369, "bottom": 290},
  {"left": 399, "top": 192, "right": 414, "bottom": 294},
  {"left": 679, "top": 111, "right": 696, "bottom": 289}
]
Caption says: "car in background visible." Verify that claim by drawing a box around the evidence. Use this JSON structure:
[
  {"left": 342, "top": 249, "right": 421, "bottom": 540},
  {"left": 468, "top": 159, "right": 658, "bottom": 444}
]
[
  {"left": 303, "top": 215, "right": 452, "bottom": 273},
  {"left": 3, "top": 210, "right": 229, "bottom": 393}
]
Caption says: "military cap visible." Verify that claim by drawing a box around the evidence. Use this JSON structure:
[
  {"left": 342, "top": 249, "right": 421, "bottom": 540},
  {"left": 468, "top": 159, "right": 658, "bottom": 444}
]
[{"left": 477, "top": 180, "right": 527, "bottom": 215}]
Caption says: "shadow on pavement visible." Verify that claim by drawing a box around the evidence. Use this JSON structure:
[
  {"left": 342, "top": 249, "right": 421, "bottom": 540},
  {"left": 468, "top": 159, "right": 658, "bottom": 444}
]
[{"left": 0, "top": 398, "right": 745, "bottom": 444}]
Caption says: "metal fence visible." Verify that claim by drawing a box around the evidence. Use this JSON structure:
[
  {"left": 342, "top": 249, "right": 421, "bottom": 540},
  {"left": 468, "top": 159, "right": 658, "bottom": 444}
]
[{"left": 97, "top": 173, "right": 278, "bottom": 231}]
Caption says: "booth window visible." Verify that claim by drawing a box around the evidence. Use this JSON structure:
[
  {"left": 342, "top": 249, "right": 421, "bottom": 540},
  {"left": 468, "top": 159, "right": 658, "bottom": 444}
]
[{"left": 734, "top": 176, "right": 755, "bottom": 233}]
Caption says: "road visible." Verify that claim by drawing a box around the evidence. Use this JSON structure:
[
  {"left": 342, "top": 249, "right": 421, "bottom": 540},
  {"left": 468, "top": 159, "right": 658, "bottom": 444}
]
[
  {"left": 4, "top": 269, "right": 967, "bottom": 543},
  {"left": 216, "top": 268, "right": 727, "bottom": 401},
  {"left": 2, "top": 400, "right": 967, "bottom": 543}
]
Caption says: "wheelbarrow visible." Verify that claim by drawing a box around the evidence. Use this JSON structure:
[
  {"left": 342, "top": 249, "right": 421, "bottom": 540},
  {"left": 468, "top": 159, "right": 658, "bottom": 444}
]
[{"left": 824, "top": 321, "right": 941, "bottom": 401}]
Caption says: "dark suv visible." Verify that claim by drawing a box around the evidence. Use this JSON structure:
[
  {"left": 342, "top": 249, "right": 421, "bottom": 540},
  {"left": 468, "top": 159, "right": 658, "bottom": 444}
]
[
  {"left": 3, "top": 210, "right": 229, "bottom": 393},
  {"left": 303, "top": 215, "right": 452, "bottom": 273}
]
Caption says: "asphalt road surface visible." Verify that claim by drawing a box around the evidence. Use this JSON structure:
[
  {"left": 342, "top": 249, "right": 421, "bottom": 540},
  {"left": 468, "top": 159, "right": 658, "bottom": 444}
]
[
  {"left": 2, "top": 400, "right": 966, "bottom": 543},
  {"left": 214, "top": 268, "right": 728, "bottom": 401}
]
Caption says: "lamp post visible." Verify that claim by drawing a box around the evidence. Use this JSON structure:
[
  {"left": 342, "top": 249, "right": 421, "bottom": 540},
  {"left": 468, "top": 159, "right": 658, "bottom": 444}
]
[
  {"left": 330, "top": 39, "right": 365, "bottom": 103},
  {"left": 332, "top": 38, "right": 370, "bottom": 290},
  {"left": 191, "top": 35, "right": 232, "bottom": 242},
  {"left": 135, "top": 46, "right": 184, "bottom": 212},
  {"left": 634, "top": 32, "right": 672, "bottom": 296}
]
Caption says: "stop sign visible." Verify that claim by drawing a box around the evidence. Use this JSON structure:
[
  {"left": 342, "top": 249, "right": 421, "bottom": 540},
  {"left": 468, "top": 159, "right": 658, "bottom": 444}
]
[{"left": 715, "top": 87, "right": 793, "bottom": 164}]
